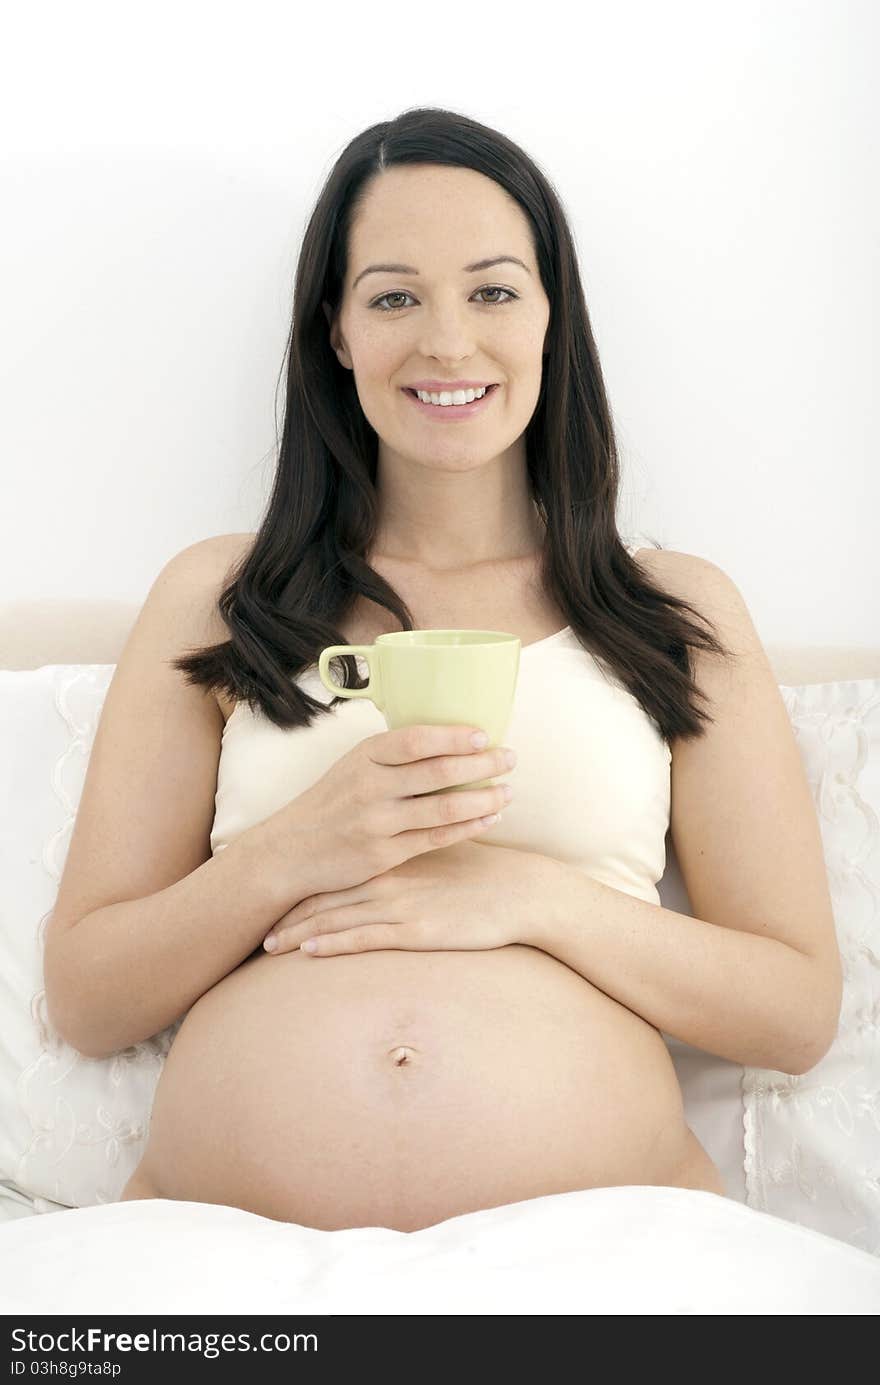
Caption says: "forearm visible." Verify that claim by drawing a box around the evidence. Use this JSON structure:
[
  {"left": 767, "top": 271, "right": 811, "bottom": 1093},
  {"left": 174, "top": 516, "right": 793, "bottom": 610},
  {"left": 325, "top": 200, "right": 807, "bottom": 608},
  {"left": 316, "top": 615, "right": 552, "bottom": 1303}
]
[
  {"left": 525, "top": 861, "right": 834, "bottom": 1075},
  {"left": 44, "top": 825, "right": 306, "bottom": 1061}
]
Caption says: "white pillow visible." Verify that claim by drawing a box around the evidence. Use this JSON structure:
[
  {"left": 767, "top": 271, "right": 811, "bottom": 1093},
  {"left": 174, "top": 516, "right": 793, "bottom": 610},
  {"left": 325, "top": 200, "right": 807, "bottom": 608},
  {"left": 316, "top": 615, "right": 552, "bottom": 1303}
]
[
  {"left": 742, "top": 679, "right": 880, "bottom": 1257},
  {"left": 660, "top": 677, "right": 880, "bottom": 1259},
  {"left": 0, "top": 665, "right": 877, "bottom": 1258},
  {"left": 0, "top": 666, "right": 182, "bottom": 1218}
]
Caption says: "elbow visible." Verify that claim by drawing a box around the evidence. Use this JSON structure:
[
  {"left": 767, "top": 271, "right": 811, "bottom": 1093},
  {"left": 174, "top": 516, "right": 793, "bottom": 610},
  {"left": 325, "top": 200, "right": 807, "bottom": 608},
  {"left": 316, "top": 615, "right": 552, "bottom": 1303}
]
[
  {"left": 43, "top": 942, "right": 115, "bottom": 1062},
  {"left": 789, "top": 994, "right": 842, "bottom": 1077},
  {"left": 790, "top": 1032, "right": 835, "bottom": 1077},
  {"left": 42, "top": 954, "right": 81, "bottom": 1055},
  {"left": 786, "top": 947, "right": 843, "bottom": 1077},
  {"left": 47, "top": 1013, "right": 119, "bottom": 1062},
  {"left": 65, "top": 1022, "right": 119, "bottom": 1062},
  {"left": 43, "top": 987, "right": 108, "bottom": 1061},
  {"left": 796, "top": 1018, "right": 841, "bottom": 1076}
]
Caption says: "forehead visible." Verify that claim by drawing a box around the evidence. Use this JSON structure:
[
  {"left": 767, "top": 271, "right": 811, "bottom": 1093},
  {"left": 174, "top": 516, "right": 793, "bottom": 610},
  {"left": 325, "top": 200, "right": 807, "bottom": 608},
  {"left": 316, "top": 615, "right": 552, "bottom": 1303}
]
[{"left": 350, "top": 165, "right": 529, "bottom": 260}]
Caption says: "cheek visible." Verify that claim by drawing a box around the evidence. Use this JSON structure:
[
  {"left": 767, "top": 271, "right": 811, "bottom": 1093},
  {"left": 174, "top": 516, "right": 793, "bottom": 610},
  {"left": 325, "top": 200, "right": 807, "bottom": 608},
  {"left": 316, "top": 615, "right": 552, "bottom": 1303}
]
[{"left": 352, "top": 321, "right": 401, "bottom": 360}]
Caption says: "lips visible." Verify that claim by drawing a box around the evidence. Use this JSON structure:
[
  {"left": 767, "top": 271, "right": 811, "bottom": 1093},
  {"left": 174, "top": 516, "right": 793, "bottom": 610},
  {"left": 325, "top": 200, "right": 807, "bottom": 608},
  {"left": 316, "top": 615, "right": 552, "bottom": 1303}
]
[{"left": 400, "top": 381, "right": 502, "bottom": 421}]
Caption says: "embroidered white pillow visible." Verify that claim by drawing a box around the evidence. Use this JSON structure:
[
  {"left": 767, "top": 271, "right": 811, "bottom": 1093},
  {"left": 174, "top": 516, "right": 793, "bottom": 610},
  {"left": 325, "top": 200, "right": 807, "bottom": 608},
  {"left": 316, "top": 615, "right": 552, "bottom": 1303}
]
[
  {"left": 741, "top": 679, "right": 880, "bottom": 1257},
  {"left": 0, "top": 666, "right": 182, "bottom": 1217}
]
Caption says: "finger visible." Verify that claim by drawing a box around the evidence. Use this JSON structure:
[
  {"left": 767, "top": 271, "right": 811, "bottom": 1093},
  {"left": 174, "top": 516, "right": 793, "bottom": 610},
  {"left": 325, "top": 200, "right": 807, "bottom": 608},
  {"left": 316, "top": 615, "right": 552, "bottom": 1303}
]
[
  {"left": 370, "top": 723, "right": 488, "bottom": 768},
  {"left": 302, "top": 923, "right": 408, "bottom": 956},
  {"left": 283, "top": 883, "right": 377, "bottom": 930},
  {"left": 264, "top": 902, "right": 380, "bottom": 954},
  {"left": 279, "top": 893, "right": 338, "bottom": 929}
]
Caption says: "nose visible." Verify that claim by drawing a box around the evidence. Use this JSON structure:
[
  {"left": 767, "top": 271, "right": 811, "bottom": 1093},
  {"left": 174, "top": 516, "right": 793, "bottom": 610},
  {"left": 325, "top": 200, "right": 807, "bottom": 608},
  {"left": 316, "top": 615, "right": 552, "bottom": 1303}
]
[{"left": 414, "top": 302, "right": 488, "bottom": 359}]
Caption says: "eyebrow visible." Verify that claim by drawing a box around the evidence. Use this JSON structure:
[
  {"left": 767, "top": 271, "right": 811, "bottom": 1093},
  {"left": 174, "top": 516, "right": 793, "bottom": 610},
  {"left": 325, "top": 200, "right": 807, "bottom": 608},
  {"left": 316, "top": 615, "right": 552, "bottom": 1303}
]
[{"left": 352, "top": 255, "right": 532, "bottom": 291}]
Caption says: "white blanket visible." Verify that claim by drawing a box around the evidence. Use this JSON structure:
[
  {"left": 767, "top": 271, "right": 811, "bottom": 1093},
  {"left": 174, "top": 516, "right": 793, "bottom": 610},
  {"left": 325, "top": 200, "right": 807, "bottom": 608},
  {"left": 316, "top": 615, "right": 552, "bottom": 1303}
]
[{"left": 2, "top": 1186, "right": 879, "bottom": 1315}]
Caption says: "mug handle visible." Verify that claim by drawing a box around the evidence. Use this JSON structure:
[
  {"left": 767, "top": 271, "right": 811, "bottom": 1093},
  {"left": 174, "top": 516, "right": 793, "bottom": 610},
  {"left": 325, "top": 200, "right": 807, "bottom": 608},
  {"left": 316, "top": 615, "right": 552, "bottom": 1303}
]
[{"left": 318, "top": 645, "right": 381, "bottom": 702}]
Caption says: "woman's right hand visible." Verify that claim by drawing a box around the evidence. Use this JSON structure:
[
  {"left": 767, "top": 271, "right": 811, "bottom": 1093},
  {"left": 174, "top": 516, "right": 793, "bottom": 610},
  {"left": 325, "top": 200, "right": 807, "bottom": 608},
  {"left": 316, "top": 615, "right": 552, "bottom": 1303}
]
[{"left": 256, "top": 725, "right": 516, "bottom": 903}]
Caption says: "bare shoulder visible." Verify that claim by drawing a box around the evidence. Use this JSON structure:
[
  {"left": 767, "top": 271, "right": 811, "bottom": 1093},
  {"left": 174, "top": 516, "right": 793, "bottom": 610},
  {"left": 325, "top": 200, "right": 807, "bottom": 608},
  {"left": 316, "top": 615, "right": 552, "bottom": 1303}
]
[
  {"left": 174, "top": 531, "right": 254, "bottom": 576},
  {"left": 633, "top": 543, "right": 773, "bottom": 700},
  {"left": 632, "top": 545, "right": 737, "bottom": 636},
  {"left": 164, "top": 533, "right": 254, "bottom": 637},
  {"left": 226, "top": 531, "right": 258, "bottom": 556},
  {"left": 631, "top": 543, "right": 704, "bottom": 586},
  {"left": 217, "top": 531, "right": 257, "bottom": 573}
]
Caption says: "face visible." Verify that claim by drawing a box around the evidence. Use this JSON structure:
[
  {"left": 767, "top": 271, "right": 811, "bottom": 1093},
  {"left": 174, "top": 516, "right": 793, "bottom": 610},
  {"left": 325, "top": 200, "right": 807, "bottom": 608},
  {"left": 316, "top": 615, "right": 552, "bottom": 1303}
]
[{"left": 324, "top": 165, "right": 551, "bottom": 470}]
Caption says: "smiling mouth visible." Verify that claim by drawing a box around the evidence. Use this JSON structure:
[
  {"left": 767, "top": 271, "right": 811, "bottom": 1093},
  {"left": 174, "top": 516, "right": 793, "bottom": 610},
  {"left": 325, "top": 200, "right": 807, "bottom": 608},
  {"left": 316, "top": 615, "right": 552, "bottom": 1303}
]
[{"left": 402, "top": 383, "right": 500, "bottom": 401}]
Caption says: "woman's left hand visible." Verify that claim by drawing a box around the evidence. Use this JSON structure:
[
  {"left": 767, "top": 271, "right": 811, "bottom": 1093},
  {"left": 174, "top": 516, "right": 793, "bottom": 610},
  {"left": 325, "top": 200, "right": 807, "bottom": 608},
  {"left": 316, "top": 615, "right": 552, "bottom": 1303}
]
[{"left": 261, "top": 840, "right": 552, "bottom": 957}]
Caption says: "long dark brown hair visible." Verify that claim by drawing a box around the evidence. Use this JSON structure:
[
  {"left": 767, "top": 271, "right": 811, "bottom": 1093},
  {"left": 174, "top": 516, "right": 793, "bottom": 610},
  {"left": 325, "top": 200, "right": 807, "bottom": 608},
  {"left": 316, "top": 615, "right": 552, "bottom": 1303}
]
[{"left": 174, "top": 105, "right": 731, "bottom": 745}]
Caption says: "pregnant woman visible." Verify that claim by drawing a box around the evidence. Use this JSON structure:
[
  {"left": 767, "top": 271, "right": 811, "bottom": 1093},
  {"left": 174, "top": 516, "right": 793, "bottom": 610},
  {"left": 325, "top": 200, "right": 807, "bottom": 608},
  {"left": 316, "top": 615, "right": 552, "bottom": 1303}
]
[{"left": 43, "top": 108, "right": 842, "bottom": 1234}]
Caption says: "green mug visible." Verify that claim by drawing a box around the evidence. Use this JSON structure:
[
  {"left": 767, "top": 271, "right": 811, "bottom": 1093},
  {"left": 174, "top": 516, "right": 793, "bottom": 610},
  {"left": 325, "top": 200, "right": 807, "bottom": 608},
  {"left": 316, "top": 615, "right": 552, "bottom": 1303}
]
[{"left": 317, "top": 629, "right": 520, "bottom": 794}]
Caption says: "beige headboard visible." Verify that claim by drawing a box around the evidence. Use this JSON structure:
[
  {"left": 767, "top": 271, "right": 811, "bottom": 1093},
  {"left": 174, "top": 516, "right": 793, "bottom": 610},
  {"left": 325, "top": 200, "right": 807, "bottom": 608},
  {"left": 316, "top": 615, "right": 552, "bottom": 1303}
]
[{"left": 1, "top": 599, "right": 879, "bottom": 684}]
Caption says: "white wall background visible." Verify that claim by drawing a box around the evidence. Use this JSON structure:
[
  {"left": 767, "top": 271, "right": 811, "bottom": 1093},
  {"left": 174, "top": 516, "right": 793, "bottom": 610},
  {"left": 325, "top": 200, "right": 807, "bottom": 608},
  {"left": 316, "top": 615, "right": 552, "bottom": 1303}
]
[{"left": 1, "top": 0, "right": 876, "bottom": 646}]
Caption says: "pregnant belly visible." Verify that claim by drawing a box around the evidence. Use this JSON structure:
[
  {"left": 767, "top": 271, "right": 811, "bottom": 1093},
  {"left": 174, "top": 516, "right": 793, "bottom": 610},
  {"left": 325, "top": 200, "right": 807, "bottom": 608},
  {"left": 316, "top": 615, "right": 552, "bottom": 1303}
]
[{"left": 131, "top": 945, "right": 723, "bottom": 1232}]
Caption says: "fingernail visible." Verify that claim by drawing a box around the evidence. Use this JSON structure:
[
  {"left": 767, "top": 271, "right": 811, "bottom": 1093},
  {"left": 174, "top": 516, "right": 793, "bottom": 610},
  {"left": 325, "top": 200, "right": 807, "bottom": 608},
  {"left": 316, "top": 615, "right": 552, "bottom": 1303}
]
[
  {"left": 264, "top": 935, "right": 278, "bottom": 952},
  {"left": 301, "top": 939, "right": 318, "bottom": 952}
]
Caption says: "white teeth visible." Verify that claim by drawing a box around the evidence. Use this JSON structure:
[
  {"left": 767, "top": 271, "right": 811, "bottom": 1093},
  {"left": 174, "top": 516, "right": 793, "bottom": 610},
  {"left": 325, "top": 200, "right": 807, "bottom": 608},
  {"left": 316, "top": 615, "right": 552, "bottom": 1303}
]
[{"left": 414, "top": 385, "right": 490, "bottom": 405}]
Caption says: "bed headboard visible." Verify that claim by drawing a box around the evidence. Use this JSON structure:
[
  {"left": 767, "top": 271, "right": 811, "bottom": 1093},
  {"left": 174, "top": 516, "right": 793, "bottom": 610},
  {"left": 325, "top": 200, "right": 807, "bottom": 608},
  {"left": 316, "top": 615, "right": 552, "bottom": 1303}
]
[{"left": 1, "top": 599, "right": 879, "bottom": 684}]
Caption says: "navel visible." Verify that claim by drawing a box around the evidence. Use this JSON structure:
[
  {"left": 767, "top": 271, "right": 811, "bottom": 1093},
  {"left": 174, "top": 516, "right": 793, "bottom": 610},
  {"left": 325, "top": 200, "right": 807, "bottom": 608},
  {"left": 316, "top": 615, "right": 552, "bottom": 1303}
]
[{"left": 388, "top": 1045, "right": 418, "bottom": 1067}]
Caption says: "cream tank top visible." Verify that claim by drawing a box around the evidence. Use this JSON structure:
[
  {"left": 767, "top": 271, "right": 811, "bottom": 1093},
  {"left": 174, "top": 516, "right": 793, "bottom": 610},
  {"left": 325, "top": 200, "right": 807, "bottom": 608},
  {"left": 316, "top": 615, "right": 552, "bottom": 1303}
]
[{"left": 210, "top": 535, "right": 671, "bottom": 905}]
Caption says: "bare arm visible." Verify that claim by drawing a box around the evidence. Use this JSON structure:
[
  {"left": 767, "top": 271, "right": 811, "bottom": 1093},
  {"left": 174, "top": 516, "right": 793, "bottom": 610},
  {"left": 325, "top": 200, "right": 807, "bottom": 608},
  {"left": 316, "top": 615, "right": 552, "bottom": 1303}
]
[
  {"left": 44, "top": 821, "right": 301, "bottom": 1061},
  {"left": 524, "top": 862, "right": 838, "bottom": 1076},
  {"left": 40, "top": 534, "right": 303, "bottom": 1062}
]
